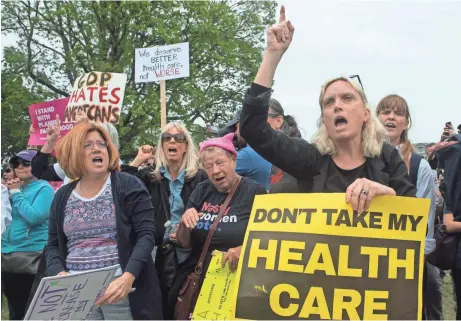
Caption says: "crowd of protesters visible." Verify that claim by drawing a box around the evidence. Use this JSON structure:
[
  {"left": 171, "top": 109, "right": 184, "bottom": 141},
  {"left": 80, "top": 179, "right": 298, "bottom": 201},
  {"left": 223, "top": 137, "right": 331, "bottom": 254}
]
[{"left": 1, "top": 6, "right": 461, "bottom": 321}]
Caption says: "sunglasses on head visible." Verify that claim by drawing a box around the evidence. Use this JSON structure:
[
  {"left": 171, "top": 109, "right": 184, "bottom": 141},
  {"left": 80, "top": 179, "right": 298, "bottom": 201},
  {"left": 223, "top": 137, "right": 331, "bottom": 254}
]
[
  {"left": 349, "top": 75, "right": 364, "bottom": 90},
  {"left": 161, "top": 133, "right": 187, "bottom": 143},
  {"left": 11, "top": 159, "right": 32, "bottom": 169}
]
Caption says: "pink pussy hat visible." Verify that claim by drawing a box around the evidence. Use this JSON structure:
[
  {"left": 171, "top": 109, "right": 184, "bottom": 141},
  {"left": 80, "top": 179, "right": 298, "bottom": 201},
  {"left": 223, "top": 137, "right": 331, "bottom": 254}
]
[{"left": 199, "top": 133, "right": 237, "bottom": 157}]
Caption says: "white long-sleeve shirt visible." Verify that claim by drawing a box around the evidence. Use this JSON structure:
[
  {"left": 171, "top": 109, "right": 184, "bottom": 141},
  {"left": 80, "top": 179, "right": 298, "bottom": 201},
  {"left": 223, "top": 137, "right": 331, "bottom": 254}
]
[{"left": 1, "top": 184, "right": 12, "bottom": 234}]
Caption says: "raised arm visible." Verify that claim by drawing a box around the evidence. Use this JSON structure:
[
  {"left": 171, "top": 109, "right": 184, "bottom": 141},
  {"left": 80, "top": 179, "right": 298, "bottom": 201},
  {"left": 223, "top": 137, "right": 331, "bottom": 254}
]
[{"left": 240, "top": 6, "right": 319, "bottom": 181}]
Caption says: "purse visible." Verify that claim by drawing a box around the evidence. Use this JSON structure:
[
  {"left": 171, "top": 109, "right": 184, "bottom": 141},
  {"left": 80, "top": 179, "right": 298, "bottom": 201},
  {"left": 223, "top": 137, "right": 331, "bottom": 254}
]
[
  {"left": 157, "top": 242, "right": 178, "bottom": 288},
  {"left": 426, "top": 223, "right": 459, "bottom": 270},
  {"left": 174, "top": 177, "right": 241, "bottom": 320},
  {"left": 156, "top": 185, "right": 179, "bottom": 289},
  {"left": 1, "top": 251, "right": 42, "bottom": 274}
]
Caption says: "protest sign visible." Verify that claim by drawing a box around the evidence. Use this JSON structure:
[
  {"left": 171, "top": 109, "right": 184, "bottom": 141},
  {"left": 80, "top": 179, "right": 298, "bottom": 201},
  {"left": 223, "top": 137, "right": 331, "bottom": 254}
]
[
  {"left": 135, "top": 42, "right": 190, "bottom": 83},
  {"left": 193, "top": 251, "right": 236, "bottom": 320},
  {"left": 28, "top": 97, "right": 72, "bottom": 146},
  {"left": 25, "top": 265, "right": 118, "bottom": 320},
  {"left": 232, "top": 193, "right": 429, "bottom": 320},
  {"left": 64, "top": 72, "right": 127, "bottom": 124}
]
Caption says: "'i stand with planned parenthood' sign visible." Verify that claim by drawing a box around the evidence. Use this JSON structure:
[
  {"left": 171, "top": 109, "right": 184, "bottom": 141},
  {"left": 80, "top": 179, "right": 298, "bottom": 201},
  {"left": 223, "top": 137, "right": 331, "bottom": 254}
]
[{"left": 135, "top": 42, "right": 190, "bottom": 83}]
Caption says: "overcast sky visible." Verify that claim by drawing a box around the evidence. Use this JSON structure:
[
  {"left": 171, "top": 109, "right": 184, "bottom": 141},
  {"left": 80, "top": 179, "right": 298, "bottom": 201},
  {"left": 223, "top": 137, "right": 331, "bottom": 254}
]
[
  {"left": 271, "top": 0, "right": 460, "bottom": 143},
  {"left": 2, "top": 1, "right": 460, "bottom": 144}
]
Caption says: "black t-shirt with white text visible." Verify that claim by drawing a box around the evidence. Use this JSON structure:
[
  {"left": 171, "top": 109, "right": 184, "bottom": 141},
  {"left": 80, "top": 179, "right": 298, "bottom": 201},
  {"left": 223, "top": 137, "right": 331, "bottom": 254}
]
[{"left": 187, "top": 177, "right": 267, "bottom": 273}]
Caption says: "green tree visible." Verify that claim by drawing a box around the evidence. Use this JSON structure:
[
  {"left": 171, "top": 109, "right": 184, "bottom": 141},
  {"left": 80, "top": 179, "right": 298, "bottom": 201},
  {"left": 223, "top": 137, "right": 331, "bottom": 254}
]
[
  {"left": 1, "top": 47, "right": 54, "bottom": 159},
  {"left": 1, "top": 0, "right": 277, "bottom": 159}
]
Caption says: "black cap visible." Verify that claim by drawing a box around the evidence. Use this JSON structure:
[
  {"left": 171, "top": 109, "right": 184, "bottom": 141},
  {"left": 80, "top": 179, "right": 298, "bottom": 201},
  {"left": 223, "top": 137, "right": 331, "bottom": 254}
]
[{"left": 226, "top": 110, "right": 241, "bottom": 130}]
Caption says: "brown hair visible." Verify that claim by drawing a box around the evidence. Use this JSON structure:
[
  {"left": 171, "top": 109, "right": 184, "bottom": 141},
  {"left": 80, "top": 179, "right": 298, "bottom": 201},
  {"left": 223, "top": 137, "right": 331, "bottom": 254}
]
[
  {"left": 376, "top": 94, "right": 414, "bottom": 170},
  {"left": 56, "top": 123, "right": 120, "bottom": 179}
]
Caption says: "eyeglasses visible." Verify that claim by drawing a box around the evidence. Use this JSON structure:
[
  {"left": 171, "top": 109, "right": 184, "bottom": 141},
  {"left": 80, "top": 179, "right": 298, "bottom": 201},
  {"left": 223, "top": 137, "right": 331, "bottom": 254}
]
[
  {"left": 161, "top": 133, "right": 187, "bottom": 143},
  {"left": 349, "top": 75, "right": 364, "bottom": 90},
  {"left": 83, "top": 141, "right": 109, "bottom": 150},
  {"left": 11, "top": 159, "right": 31, "bottom": 169}
]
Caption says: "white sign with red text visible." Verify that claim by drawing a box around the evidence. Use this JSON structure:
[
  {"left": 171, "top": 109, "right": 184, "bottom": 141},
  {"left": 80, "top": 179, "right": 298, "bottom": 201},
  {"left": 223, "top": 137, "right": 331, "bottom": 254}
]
[{"left": 135, "top": 42, "right": 190, "bottom": 83}]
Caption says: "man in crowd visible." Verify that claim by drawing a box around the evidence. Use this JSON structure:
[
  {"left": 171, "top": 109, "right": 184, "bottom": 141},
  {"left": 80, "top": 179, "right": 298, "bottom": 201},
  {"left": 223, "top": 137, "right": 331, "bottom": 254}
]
[{"left": 226, "top": 110, "right": 272, "bottom": 190}]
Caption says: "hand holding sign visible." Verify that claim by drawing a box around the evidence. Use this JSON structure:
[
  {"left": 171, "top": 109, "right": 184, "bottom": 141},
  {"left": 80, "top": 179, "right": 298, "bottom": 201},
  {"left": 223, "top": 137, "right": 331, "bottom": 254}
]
[
  {"left": 222, "top": 246, "right": 242, "bottom": 272},
  {"left": 96, "top": 272, "right": 135, "bottom": 306},
  {"left": 266, "top": 6, "right": 295, "bottom": 56},
  {"left": 346, "top": 178, "right": 397, "bottom": 213},
  {"left": 75, "top": 110, "right": 89, "bottom": 125},
  {"left": 46, "top": 115, "right": 61, "bottom": 145},
  {"left": 57, "top": 271, "right": 70, "bottom": 276}
]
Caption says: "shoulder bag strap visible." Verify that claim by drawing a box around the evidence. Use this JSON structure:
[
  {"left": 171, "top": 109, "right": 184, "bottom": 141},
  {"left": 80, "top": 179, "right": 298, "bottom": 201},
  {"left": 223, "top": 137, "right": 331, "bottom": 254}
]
[{"left": 194, "top": 176, "right": 241, "bottom": 274}]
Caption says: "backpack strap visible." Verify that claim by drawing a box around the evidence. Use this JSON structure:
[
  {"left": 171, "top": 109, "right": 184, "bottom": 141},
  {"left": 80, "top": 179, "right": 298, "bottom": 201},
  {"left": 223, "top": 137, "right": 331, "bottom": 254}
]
[{"left": 409, "top": 153, "right": 423, "bottom": 187}]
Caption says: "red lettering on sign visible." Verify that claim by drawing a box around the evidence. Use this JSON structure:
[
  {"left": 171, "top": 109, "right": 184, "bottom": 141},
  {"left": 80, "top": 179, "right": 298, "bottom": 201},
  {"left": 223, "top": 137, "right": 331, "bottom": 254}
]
[
  {"left": 99, "top": 87, "right": 108, "bottom": 103},
  {"left": 109, "top": 88, "right": 121, "bottom": 104},
  {"left": 76, "top": 89, "right": 86, "bottom": 102},
  {"left": 87, "top": 87, "right": 98, "bottom": 101}
]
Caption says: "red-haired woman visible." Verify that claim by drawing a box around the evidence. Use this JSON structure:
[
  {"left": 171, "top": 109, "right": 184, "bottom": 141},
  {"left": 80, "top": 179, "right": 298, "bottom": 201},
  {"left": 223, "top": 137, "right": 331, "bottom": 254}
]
[{"left": 45, "top": 122, "right": 162, "bottom": 320}]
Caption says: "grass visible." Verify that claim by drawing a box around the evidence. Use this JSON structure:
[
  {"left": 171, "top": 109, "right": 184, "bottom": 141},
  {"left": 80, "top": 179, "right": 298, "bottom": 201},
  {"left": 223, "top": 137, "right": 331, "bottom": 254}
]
[
  {"left": 2, "top": 296, "right": 8, "bottom": 320},
  {"left": 442, "top": 273, "right": 456, "bottom": 320},
  {"left": 0, "top": 277, "right": 457, "bottom": 320}
]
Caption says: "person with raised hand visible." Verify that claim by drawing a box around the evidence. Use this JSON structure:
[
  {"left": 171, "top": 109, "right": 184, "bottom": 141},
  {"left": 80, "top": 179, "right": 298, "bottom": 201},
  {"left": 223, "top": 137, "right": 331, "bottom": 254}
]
[
  {"left": 124, "top": 122, "right": 208, "bottom": 320},
  {"left": 240, "top": 6, "right": 416, "bottom": 213},
  {"left": 31, "top": 111, "right": 122, "bottom": 185}
]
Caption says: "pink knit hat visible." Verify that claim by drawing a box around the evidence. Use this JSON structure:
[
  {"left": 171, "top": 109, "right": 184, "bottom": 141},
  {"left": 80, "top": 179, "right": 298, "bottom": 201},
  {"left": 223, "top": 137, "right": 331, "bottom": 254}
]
[{"left": 199, "top": 133, "right": 237, "bottom": 157}]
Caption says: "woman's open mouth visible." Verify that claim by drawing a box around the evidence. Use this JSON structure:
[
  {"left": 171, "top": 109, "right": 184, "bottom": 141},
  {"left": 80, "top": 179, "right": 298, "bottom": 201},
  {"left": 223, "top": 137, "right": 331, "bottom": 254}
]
[
  {"left": 92, "top": 156, "right": 103, "bottom": 164},
  {"left": 334, "top": 116, "right": 348, "bottom": 129}
]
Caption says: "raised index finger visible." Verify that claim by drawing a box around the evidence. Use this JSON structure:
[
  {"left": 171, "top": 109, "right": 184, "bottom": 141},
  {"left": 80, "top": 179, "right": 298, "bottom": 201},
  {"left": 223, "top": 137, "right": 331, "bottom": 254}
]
[
  {"left": 56, "top": 114, "right": 61, "bottom": 127},
  {"left": 279, "top": 5, "right": 286, "bottom": 23}
]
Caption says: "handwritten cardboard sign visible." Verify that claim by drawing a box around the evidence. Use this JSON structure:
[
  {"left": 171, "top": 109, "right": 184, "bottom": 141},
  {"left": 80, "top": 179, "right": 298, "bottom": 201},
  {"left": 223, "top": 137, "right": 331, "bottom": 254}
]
[
  {"left": 135, "top": 42, "right": 190, "bottom": 83},
  {"left": 24, "top": 265, "right": 118, "bottom": 320},
  {"left": 28, "top": 97, "right": 73, "bottom": 146},
  {"left": 64, "top": 72, "right": 127, "bottom": 124}
]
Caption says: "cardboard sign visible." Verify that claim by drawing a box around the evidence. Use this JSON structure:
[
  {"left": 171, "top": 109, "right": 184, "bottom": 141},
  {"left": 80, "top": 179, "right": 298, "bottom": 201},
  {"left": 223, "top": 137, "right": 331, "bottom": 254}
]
[
  {"left": 193, "top": 251, "right": 236, "bottom": 320},
  {"left": 24, "top": 265, "right": 119, "bottom": 320},
  {"left": 64, "top": 72, "right": 127, "bottom": 124},
  {"left": 135, "top": 42, "right": 190, "bottom": 83},
  {"left": 28, "top": 97, "right": 73, "bottom": 146},
  {"left": 232, "top": 193, "right": 429, "bottom": 320}
]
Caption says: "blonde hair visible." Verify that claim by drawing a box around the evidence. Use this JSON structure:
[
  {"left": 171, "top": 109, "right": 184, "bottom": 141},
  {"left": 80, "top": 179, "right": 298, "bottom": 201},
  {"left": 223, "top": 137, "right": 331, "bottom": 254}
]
[
  {"left": 152, "top": 122, "right": 200, "bottom": 180},
  {"left": 311, "top": 77, "right": 388, "bottom": 158},
  {"left": 376, "top": 94, "right": 414, "bottom": 170},
  {"left": 56, "top": 123, "right": 120, "bottom": 179}
]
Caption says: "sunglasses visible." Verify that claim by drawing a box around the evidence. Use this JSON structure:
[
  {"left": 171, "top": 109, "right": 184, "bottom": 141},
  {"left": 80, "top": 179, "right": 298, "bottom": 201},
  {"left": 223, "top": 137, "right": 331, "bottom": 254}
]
[
  {"left": 11, "top": 159, "right": 32, "bottom": 169},
  {"left": 161, "top": 133, "right": 187, "bottom": 143},
  {"left": 349, "top": 75, "right": 364, "bottom": 90}
]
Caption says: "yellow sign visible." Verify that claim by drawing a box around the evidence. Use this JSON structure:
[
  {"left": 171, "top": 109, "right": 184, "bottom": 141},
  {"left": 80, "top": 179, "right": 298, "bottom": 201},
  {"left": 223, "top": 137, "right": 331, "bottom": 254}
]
[
  {"left": 193, "top": 251, "right": 236, "bottom": 320},
  {"left": 232, "top": 193, "right": 429, "bottom": 320}
]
